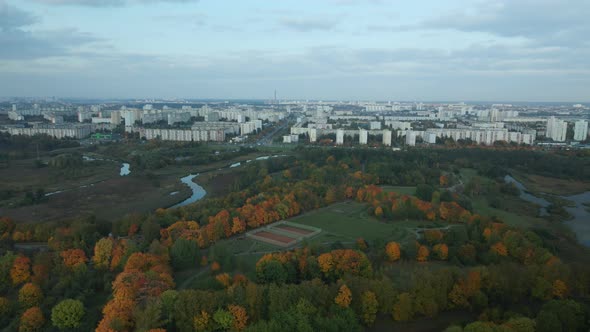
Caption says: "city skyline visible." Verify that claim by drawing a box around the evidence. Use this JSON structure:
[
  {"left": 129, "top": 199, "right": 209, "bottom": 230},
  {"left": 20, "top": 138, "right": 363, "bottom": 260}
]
[{"left": 1, "top": 0, "right": 589, "bottom": 101}]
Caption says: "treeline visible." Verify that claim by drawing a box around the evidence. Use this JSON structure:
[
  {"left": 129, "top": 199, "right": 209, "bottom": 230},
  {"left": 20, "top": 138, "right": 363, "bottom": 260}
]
[
  {"left": 0, "top": 132, "right": 79, "bottom": 161},
  {"left": 296, "top": 147, "right": 590, "bottom": 183}
]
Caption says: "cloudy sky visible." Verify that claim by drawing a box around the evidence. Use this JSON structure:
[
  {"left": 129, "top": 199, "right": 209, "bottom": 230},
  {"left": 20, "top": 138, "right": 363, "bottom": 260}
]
[{"left": 0, "top": 0, "right": 588, "bottom": 101}]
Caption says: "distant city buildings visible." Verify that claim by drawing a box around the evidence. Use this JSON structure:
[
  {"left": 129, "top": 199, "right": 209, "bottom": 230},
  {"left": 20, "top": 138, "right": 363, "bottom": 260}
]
[
  {"left": 1, "top": 100, "right": 587, "bottom": 149},
  {"left": 3, "top": 124, "right": 92, "bottom": 139}
]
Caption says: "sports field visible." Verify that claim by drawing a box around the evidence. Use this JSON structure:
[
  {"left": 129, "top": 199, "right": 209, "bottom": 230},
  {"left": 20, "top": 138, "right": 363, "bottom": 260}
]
[{"left": 289, "top": 201, "right": 421, "bottom": 245}]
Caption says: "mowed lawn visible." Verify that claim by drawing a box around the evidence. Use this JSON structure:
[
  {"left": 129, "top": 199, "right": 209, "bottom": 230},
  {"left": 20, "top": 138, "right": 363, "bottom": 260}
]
[{"left": 289, "top": 201, "right": 419, "bottom": 244}]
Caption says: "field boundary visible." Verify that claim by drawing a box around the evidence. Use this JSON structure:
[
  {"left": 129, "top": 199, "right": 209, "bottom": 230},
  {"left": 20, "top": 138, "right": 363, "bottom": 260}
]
[{"left": 246, "top": 221, "right": 322, "bottom": 247}]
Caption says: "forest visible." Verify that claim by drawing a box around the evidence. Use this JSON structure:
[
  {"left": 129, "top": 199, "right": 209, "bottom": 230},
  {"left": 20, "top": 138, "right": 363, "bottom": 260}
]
[{"left": 0, "top": 145, "right": 589, "bottom": 331}]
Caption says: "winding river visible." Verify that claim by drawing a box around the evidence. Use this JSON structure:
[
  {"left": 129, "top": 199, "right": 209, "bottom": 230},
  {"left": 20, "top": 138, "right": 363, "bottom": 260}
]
[
  {"left": 170, "top": 174, "right": 207, "bottom": 208},
  {"left": 504, "top": 175, "right": 550, "bottom": 216},
  {"left": 505, "top": 175, "right": 590, "bottom": 247},
  {"left": 562, "top": 192, "right": 590, "bottom": 247}
]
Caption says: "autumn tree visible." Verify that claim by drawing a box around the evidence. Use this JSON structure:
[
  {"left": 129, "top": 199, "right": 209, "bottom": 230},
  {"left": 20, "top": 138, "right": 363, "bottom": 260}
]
[
  {"left": 18, "top": 283, "right": 43, "bottom": 308},
  {"left": 361, "top": 291, "right": 378, "bottom": 326},
  {"left": 19, "top": 306, "right": 45, "bottom": 332},
  {"left": 51, "top": 299, "right": 85, "bottom": 330},
  {"left": 215, "top": 273, "right": 232, "bottom": 288},
  {"left": 490, "top": 242, "right": 508, "bottom": 257},
  {"left": 552, "top": 280, "right": 568, "bottom": 299},
  {"left": 92, "top": 237, "right": 114, "bottom": 270},
  {"left": 433, "top": 243, "right": 449, "bottom": 260},
  {"left": 374, "top": 206, "right": 383, "bottom": 218},
  {"left": 424, "top": 230, "right": 444, "bottom": 244},
  {"left": 60, "top": 249, "right": 87, "bottom": 270},
  {"left": 11, "top": 256, "right": 31, "bottom": 285},
  {"left": 385, "top": 242, "right": 401, "bottom": 262},
  {"left": 228, "top": 305, "right": 248, "bottom": 331},
  {"left": 335, "top": 285, "right": 352, "bottom": 308},
  {"left": 356, "top": 238, "right": 368, "bottom": 251},
  {"left": 193, "top": 310, "right": 210, "bottom": 331},
  {"left": 416, "top": 245, "right": 430, "bottom": 262}
]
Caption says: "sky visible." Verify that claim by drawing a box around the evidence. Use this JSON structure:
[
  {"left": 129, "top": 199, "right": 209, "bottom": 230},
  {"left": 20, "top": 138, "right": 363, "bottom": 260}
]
[{"left": 0, "top": 0, "right": 588, "bottom": 101}]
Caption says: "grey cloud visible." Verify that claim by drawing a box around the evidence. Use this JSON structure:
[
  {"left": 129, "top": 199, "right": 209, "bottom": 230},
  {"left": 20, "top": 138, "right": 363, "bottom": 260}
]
[
  {"left": 0, "top": 4, "right": 102, "bottom": 59},
  {"left": 0, "top": 28, "right": 101, "bottom": 59},
  {"left": 279, "top": 17, "right": 338, "bottom": 32},
  {"left": 418, "top": 0, "right": 590, "bottom": 47},
  {"left": 0, "top": 2, "right": 37, "bottom": 30},
  {"left": 3, "top": 44, "right": 589, "bottom": 101}
]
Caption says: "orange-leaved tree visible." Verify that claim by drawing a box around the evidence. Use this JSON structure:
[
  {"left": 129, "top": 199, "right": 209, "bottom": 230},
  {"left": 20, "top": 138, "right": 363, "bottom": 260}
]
[
  {"left": 11, "top": 256, "right": 31, "bottom": 285},
  {"left": 335, "top": 284, "right": 352, "bottom": 308},
  {"left": 385, "top": 242, "right": 401, "bottom": 262}
]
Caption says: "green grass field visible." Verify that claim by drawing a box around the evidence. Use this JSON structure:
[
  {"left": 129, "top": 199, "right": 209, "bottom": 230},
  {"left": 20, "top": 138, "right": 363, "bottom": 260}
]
[
  {"left": 381, "top": 185, "right": 417, "bottom": 196},
  {"left": 471, "top": 198, "right": 548, "bottom": 228},
  {"left": 289, "top": 201, "right": 422, "bottom": 245}
]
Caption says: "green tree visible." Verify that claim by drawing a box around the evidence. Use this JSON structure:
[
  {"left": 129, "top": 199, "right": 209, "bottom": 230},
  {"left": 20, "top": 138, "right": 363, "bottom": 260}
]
[
  {"left": 392, "top": 293, "right": 413, "bottom": 322},
  {"left": 503, "top": 317, "right": 535, "bottom": 332},
  {"left": 213, "top": 309, "right": 233, "bottom": 330},
  {"left": 415, "top": 184, "right": 435, "bottom": 201},
  {"left": 360, "top": 291, "right": 378, "bottom": 326},
  {"left": 170, "top": 238, "right": 199, "bottom": 270},
  {"left": 51, "top": 299, "right": 85, "bottom": 330},
  {"left": 257, "top": 260, "right": 288, "bottom": 284}
]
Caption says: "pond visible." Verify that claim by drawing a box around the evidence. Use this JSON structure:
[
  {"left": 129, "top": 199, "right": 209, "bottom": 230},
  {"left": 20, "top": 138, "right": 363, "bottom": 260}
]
[{"left": 120, "top": 163, "right": 131, "bottom": 176}]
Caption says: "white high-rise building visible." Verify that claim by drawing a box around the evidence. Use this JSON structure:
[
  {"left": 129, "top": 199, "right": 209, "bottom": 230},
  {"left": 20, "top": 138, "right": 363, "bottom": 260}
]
[
  {"left": 309, "top": 128, "right": 317, "bottom": 142},
  {"left": 111, "top": 111, "right": 122, "bottom": 125},
  {"left": 359, "top": 129, "right": 368, "bottom": 145},
  {"left": 545, "top": 116, "right": 567, "bottom": 142},
  {"left": 489, "top": 109, "right": 499, "bottom": 122},
  {"left": 382, "top": 130, "right": 392, "bottom": 146},
  {"left": 78, "top": 111, "right": 91, "bottom": 123},
  {"left": 370, "top": 121, "right": 381, "bottom": 130},
  {"left": 574, "top": 120, "right": 588, "bottom": 141},
  {"left": 336, "top": 129, "right": 344, "bottom": 145},
  {"left": 425, "top": 132, "right": 437, "bottom": 144},
  {"left": 406, "top": 131, "right": 416, "bottom": 146}
]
